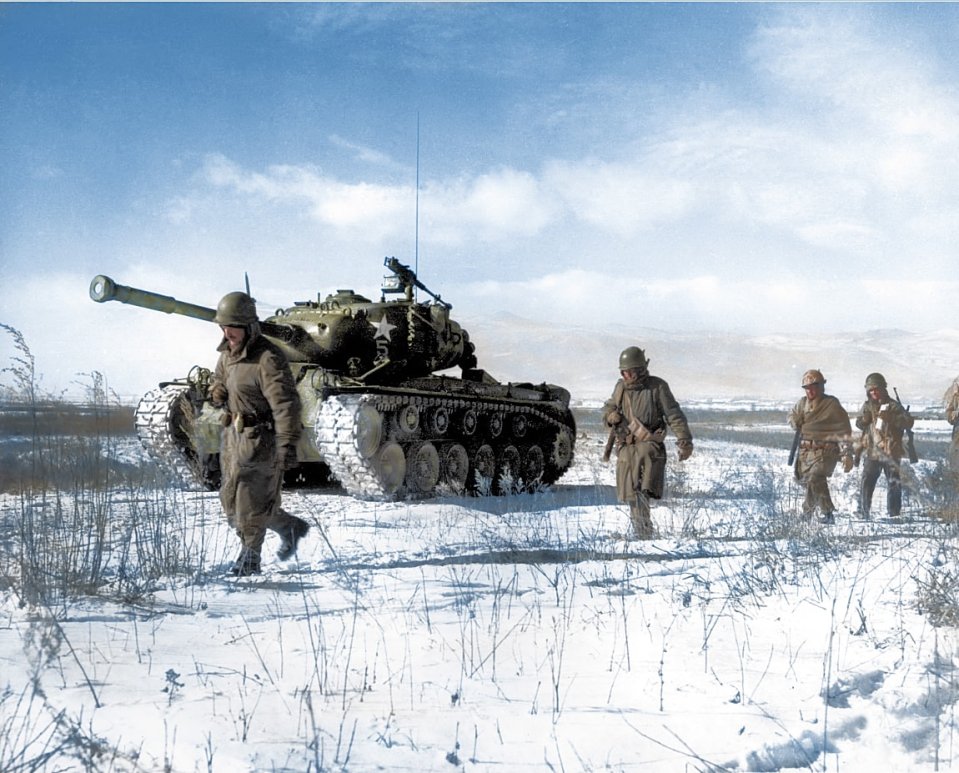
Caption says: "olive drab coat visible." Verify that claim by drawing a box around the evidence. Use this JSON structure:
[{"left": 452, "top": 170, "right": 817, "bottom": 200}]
[
  {"left": 788, "top": 392, "right": 852, "bottom": 474},
  {"left": 788, "top": 392, "right": 853, "bottom": 517},
  {"left": 602, "top": 376, "right": 692, "bottom": 502},
  {"left": 947, "top": 386, "right": 959, "bottom": 469},
  {"left": 212, "top": 323, "right": 302, "bottom": 551},
  {"left": 855, "top": 396, "right": 914, "bottom": 461},
  {"left": 789, "top": 394, "right": 852, "bottom": 443}
]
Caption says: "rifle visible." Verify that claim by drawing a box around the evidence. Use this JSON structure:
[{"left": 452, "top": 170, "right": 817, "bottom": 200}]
[
  {"left": 787, "top": 428, "right": 801, "bottom": 466},
  {"left": 602, "top": 428, "right": 616, "bottom": 463},
  {"left": 602, "top": 421, "right": 631, "bottom": 463},
  {"left": 893, "top": 387, "right": 920, "bottom": 464}
]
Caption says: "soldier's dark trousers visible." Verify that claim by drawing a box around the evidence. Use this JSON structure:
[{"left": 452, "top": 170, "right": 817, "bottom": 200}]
[{"left": 859, "top": 457, "right": 902, "bottom": 517}]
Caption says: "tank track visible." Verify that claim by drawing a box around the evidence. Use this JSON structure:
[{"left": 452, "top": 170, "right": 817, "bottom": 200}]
[
  {"left": 314, "top": 392, "right": 575, "bottom": 501},
  {"left": 135, "top": 384, "right": 213, "bottom": 490}
]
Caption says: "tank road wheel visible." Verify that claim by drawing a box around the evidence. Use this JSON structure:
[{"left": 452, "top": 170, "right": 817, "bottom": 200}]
[
  {"left": 488, "top": 412, "right": 504, "bottom": 439},
  {"left": 499, "top": 445, "right": 521, "bottom": 476},
  {"left": 354, "top": 403, "right": 384, "bottom": 459},
  {"left": 406, "top": 442, "right": 440, "bottom": 496},
  {"left": 522, "top": 444, "right": 546, "bottom": 488},
  {"left": 374, "top": 441, "right": 407, "bottom": 496},
  {"left": 460, "top": 408, "right": 478, "bottom": 437},
  {"left": 511, "top": 413, "right": 528, "bottom": 438},
  {"left": 544, "top": 428, "right": 575, "bottom": 483},
  {"left": 428, "top": 405, "right": 450, "bottom": 435},
  {"left": 397, "top": 403, "right": 420, "bottom": 435},
  {"left": 471, "top": 444, "right": 496, "bottom": 491},
  {"left": 441, "top": 443, "right": 470, "bottom": 494},
  {"left": 497, "top": 445, "right": 522, "bottom": 493}
]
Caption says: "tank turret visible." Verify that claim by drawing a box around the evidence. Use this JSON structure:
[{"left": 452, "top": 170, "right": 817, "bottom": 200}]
[
  {"left": 90, "top": 257, "right": 575, "bottom": 501},
  {"left": 90, "top": 258, "right": 478, "bottom": 382}
]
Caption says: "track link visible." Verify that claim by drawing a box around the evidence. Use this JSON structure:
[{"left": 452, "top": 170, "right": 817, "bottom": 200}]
[
  {"left": 315, "top": 392, "right": 576, "bottom": 501},
  {"left": 135, "top": 384, "right": 209, "bottom": 490}
]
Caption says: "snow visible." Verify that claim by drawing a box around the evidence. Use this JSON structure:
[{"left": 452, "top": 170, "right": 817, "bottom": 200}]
[{"left": 2, "top": 428, "right": 958, "bottom": 771}]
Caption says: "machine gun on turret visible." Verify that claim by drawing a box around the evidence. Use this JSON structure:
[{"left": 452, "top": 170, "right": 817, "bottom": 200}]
[{"left": 382, "top": 256, "right": 450, "bottom": 309}]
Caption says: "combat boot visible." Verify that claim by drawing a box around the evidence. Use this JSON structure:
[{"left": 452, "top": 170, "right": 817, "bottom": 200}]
[
  {"left": 276, "top": 517, "right": 311, "bottom": 561},
  {"left": 629, "top": 501, "right": 655, "bottom": 540},
  {"left": 230, "top": 547, "right": 261, "bottom": 576}
]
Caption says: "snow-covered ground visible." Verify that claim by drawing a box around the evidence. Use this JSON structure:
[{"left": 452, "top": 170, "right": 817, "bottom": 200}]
[{"left": 2, "top": 426, "right": 958, "bottom": 771}]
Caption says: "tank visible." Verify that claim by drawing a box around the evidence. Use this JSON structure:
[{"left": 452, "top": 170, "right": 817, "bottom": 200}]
[{"left": 89, "top": 257, "right": 576, "bottom": 500}]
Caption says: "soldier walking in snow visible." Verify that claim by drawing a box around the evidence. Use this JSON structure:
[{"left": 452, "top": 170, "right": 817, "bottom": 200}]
[
  {"left": 602, "top": 346, "right": 693, "bottom": 539},
  {"left": 209, "top": 291, "right": 310, "bottom": 576},
  {"left": 788, "top": 369, "right": 854, "bottom": 524},
  {"left": 945, "top": 378, "right": 959, "bottom": 471},
  {"left": 855, "top": 372, "right": 915, "bottom": 519}
]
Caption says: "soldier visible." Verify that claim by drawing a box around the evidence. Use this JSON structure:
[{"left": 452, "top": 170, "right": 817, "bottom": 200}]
[
  {"left": 789, "top": 369, "right": 854, "bottom": 524},
  {"left": 945, "top": 378, "right": 959, "bottom": 471},
  {"left": 602, "top": 346, "right": 693, "bottom": 539},
  {"left": 209, "top": 291, "right": 311, "bottom": 576},
  {"left": 855, "top": 372, "right": 915, "bottom": 519}
]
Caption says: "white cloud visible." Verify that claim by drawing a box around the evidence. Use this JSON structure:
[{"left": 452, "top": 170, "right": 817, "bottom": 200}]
[
  {"left": 545, "top": 160, "right": 695, "bottom": 237},
  {"left": 423, "top": 168, "right": 559, "bottom": 244},
  {"left": 454, "top": 269, "right": 959, "bottom": 336},
  {"left": 197, "top": 153, "right": 411, "bottom": 242},
  {"left": 751, "top": 8, "right": 959, "bottom": 143},
  {"left": 154, "top": 7, "right": 959, "bottom": 289},
  {"left": 189, "top": 155, "right": 560, "bottom": 247},
  {"left": 328, "top": 134, "right": 403, "bottom": 169}
]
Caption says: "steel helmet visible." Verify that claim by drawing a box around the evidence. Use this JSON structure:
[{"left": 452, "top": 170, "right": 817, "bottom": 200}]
[
  {"left": 864, "top": 372, "right": 887, "bottom": 390},
  {"left": 214, "top": 292, "right": 258, "bottom": 326},
  {"left": 801, "top": 369, "right": 826, "bottom": 387},
  {"left": 619, "top": 346, "right": 649, "bottom": 372}
]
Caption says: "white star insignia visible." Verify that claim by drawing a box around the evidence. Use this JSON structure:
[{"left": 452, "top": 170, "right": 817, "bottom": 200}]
[{"left": 370, "top": 315, "right": 396, "bottom": 341}]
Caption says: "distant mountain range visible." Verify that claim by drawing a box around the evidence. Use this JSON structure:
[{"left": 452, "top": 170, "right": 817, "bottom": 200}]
[{"left": 467, "top": 313, "right": 959, "bottom": 410}]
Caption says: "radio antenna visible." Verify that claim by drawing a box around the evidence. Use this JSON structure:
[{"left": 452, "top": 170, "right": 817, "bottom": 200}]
[{"left": 414, "top": 112, "right": 420, "bottom": 292}]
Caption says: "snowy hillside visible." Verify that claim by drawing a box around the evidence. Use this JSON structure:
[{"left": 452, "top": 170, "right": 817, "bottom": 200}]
[{"left": 466, "top": 316, "right": 959, "bottom": 409}]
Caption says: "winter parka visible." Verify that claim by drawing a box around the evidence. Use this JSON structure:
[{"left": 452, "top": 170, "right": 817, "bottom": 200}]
[
  {"left": 602, "top": 375, "right": 692, "bottom": 501},
  {"left": 855, "top": 394, "right": 914, "bottom": 461},
  {"left": 212, "top": 324, "right": 302, "bottom": 551}
]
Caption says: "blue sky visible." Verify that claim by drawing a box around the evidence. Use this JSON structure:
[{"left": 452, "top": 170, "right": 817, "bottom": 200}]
[{"left": 2, "top": 3, "right": 959, "bottom": 399}]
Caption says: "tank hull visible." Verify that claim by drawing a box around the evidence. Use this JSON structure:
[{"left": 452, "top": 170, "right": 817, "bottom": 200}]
[
  {"left": 95, "top": 257, "right": 577, "bottom": 500},
  {"left": 134, "top": 365, "right": 575, "bottom": 501}
]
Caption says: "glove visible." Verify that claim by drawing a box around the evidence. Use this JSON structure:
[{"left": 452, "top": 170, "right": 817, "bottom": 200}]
[
  {"left": 210, "top": 383, "right": 228, "bottom": 407},
  {"left": 677, "top": 440, "right": 693, "bottom": 461},
  {"left": 842, "top": 455, "right": 854, "bottom": 473},
  {"left": 280, "top": 444, "right": 298, "bottom": 470},
  {"left": 606, "top": 410, "right": 623, "bottom": 426}
]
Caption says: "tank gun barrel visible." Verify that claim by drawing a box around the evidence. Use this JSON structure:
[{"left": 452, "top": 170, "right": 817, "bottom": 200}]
[
  {"left": 90, "top": 274, "right": 307, "bottom": 349},
  {"left": 89, "top": 275, "right": 217, "bottom": 321}
]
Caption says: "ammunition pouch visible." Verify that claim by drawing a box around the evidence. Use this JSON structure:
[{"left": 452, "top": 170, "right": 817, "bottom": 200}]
[
  {"left": 799, "top": 439, "right": 838, "bottom": 451},
  {"left": 625, "top": 418, "right": 666, "bottom": 446},
  {"left": 223, "top": 413, "right": 274, "bottom": 432}
]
